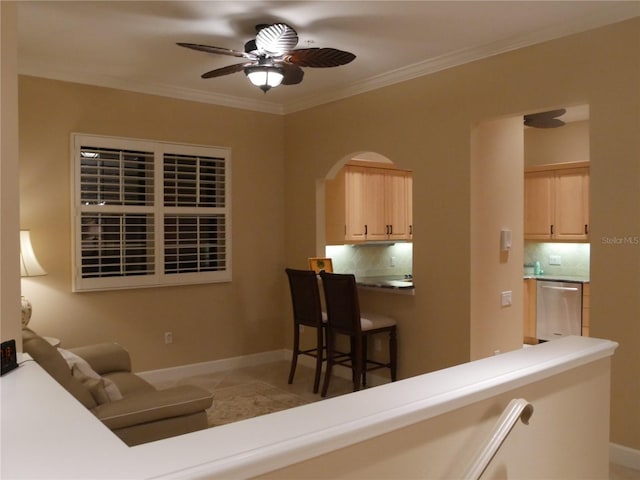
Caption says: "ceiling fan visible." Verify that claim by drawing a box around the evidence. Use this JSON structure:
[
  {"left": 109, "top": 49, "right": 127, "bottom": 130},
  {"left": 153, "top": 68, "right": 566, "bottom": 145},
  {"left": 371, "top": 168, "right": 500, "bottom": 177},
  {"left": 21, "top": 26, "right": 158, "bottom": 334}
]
[
  {"left": 178, "top": 23, "right": 356, "bottom": 93},
  {"left": 523, "top": 109, "right": 567, "bottom": 128}
]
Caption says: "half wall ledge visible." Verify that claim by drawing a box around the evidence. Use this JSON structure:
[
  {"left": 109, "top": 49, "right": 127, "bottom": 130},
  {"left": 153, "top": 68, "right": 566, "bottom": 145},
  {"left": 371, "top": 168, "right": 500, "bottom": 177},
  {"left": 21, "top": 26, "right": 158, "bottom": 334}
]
[{"left": 1, "top": 335, "right": 618, "bottom": 479}]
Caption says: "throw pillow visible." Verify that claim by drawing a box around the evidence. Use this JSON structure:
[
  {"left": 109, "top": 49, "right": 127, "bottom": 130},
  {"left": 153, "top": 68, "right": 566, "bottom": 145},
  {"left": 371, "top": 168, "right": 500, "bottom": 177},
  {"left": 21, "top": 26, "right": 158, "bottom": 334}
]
[{"left": 58, "top": 348, "right": 123, "bottom": 404}]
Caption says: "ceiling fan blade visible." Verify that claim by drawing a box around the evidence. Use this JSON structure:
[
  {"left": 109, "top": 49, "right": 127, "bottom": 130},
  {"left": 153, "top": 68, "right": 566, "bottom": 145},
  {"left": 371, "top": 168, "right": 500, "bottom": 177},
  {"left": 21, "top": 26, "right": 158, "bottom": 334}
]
[
  {"left": 534, "top": 108, "right": 567, "bottom": 119},
  {"left": 284, "top": 48, "right": 356, "bottom": 68},
  {"left": 524, "top": 117, "right": 566, "bottom": 128},
  {"left": 201, "top": 62, "right": 252, "bottom": 79},
  {"left": 177, "top": 42, "right": 254, "bottom": 59},
  {"left": 255, "top": 23, "right": 298, "bottom": 55},
  {"left": 524, "top": 108, "right": 567, "bottom": 128},
  {"left": 280, "top": 64, "right": 304, "bottom": 85}
]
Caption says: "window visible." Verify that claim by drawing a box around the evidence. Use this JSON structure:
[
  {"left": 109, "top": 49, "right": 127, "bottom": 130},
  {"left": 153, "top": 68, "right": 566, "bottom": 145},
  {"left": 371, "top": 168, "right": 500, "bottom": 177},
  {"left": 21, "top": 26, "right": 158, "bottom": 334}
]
[{"left": 72, "top": 134, "right": 231, "bottom": 292}]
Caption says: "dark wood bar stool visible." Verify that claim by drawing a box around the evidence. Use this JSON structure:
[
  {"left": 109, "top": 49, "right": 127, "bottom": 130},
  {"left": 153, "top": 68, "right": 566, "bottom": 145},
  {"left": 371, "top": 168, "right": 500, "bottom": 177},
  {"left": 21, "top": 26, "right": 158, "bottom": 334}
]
[
  {"left": 285, "top": 268, "right": 327, "bottom": 393},
  {"left": 319, "top": 271, "right": 397, "bottom": 397}
]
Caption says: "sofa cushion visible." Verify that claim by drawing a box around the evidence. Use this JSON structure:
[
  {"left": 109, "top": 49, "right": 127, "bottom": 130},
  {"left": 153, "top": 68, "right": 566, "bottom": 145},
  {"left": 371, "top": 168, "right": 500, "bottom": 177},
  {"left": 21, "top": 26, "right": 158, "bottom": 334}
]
[
  {"left": 103, "top": 371, "right": 156, "bottom": 396},
  {"left": 93, "top": 385, "right": 214, "bottom": 430},
  {"left": 69, "top": 342, "right": 131, "bottom": 375},
  {"left": 58, "top": 348, "right": 123, "bottom": 404},
  {"left": 22, "top": 328, "right": 97, "bottom": 409}
]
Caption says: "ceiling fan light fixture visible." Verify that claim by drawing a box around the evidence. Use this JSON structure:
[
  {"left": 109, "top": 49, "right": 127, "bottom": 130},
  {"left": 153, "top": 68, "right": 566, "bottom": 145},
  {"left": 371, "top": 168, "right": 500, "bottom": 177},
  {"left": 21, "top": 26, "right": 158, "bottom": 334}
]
[{"left": 245, "top": 65, "right": 284, "bottom": 93}]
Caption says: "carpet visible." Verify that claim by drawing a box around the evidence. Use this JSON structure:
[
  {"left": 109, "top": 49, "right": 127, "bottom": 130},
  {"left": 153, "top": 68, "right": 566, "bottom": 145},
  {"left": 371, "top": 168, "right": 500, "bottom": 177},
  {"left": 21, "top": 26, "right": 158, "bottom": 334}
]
[{"left": 205, "top": 381, "right": 310, "bottom": 427}]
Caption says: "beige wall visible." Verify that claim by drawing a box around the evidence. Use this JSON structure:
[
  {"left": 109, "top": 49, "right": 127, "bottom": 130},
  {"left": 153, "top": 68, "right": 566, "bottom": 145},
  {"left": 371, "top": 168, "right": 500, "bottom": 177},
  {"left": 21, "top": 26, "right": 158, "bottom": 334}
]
[
  {"left": 13, "top": 18, "right": 639, "bottom": 452},
  {"left": 19, "top": 76, "right": 287, "bottom": 371},
  {"left": 1, "top": 2, "right": 22, "bottom": 347},
  {"left": 284, "top": 19, "right": 639, "bottom": 450},
  {"left": 525, "top": 120, "right": 590, "bottom": 167}
]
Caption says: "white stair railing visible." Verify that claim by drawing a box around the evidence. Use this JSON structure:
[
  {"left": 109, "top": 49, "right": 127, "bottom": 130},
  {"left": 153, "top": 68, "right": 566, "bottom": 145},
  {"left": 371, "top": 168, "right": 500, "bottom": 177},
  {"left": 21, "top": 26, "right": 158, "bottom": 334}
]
[{"left": 463, "top": 398, "right": 534, "bottom": 480}]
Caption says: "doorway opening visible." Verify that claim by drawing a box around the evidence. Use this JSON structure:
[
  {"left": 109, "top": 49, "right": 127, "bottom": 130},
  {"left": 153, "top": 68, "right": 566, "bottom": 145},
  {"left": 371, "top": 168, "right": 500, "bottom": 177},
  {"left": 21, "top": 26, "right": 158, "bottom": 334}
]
[{"left": 470, "top": 104, "right": 590, "bottom": 360}]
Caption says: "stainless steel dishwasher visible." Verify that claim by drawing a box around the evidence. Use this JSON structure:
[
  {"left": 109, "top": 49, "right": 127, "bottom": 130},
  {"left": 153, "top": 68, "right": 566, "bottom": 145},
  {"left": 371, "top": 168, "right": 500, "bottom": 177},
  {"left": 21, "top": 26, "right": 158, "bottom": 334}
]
[{"left": 536, "top": 280, "right": 583, "bottom": 341}]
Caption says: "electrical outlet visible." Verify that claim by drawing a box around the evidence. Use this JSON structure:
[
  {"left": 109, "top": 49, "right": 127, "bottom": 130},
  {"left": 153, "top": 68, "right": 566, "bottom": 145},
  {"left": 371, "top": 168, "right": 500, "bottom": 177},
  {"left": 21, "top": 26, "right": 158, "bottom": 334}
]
[
  {"left": 164, "top": 331, "right": 173, "bottom": 344},
  {"left": 501, "top": 291, "right": 512, "bottom": 307},
  {"left": 390, "top": 256, "right": 396, "bottom": 267},
  {"left": 549, "top": 255, "right": 561, "bottom": 265}
]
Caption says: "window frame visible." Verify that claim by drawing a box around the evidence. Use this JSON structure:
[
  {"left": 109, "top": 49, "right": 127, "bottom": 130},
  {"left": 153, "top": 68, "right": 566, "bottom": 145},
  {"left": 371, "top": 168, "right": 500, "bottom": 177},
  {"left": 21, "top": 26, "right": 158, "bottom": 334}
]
[{"left": 71, "top": 133, "right": 232, "bottom": 292}]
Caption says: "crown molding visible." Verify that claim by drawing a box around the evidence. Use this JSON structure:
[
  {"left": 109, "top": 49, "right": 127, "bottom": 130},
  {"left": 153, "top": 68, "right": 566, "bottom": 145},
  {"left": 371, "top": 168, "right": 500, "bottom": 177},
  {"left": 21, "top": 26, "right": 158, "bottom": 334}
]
[
  {"left": 18, "top": 61, "right": 285, "bottom": 115},
  {"left": 283, "top": 4, "right": 640, "bottom": 114},
  {"left": 19, "top": 4, "right": 638, "bottom": 116}
]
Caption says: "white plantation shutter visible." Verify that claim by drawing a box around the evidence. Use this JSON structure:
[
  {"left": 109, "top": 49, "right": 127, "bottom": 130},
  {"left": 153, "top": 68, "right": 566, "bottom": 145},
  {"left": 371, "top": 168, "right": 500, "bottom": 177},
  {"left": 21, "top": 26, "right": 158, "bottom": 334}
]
[
  {"left": 164, "top": 214, "right": 226, "bottom": 274},
  {"left": 72, "top": 134, "right": 231, "bottom": 292},
  {"left": 163, "top": 153, "right": 225, "bottom": 207}
]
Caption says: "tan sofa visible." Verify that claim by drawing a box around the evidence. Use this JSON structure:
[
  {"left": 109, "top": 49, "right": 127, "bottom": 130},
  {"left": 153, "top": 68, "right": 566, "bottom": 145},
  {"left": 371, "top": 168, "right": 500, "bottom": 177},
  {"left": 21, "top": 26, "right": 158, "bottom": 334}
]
[{"left": 22, "top": 328, "right": 213, "bottom": 446}]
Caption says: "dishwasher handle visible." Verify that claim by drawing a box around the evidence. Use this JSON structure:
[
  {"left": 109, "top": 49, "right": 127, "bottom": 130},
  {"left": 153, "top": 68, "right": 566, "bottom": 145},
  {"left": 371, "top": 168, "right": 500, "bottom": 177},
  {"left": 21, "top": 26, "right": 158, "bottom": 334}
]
[{"left": 541, "top": 285, "right": 580, "bottom": 292}]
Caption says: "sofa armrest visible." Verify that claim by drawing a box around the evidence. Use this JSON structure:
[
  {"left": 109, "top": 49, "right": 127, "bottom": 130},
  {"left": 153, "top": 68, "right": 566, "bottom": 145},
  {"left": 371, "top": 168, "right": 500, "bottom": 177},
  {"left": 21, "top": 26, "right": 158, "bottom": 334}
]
[
  {"left": 69, "top": 343, "right": 132, "bottom": 375},
  {"left": 93, "top": 385, "right": 213, "bottom": 430}
]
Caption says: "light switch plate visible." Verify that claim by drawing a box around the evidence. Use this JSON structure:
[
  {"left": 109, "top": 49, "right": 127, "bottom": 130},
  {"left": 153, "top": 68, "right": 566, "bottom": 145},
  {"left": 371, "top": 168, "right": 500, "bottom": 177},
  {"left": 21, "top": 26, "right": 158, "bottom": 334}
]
[
  {"left": 501, "top": 291, "right": 513, "bottom": 307},
  {"left": 549, "top": 255, "right": 561, "bottom": 265}
]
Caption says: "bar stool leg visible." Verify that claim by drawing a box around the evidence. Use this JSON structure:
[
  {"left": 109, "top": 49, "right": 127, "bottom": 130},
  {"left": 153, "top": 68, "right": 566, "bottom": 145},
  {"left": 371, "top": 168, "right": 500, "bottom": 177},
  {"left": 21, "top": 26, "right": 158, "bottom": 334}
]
[
  {"left": 288, "top": 324, "right": 300, "bottom": 384},
  {"left": 389, "top": 327, "right": 398, "bottom": 382}
]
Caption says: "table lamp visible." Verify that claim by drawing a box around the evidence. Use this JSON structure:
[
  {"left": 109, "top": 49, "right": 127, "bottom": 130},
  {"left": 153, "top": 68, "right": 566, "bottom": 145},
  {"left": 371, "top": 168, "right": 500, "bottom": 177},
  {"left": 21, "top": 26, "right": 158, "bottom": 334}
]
[{"left": 20, "top": 230, "right": 47, "bottom": 326}]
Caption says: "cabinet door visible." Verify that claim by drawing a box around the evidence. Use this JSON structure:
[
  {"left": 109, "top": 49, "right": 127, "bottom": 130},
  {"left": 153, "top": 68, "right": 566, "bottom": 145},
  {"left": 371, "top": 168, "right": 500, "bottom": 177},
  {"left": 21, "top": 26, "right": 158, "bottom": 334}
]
[
  {"left": 345, "top": 166, "right": 368, "bottom": 242},
  {"left": 406, "top": 174, "right": 413, "bottom": 239},
  {"left": 362, "top": 168, "right": 388, "bottom": 240},
  {"left": 385, "top": 170, "right": 411, "bottom": 240},
  {"left": 524, "top": 172, "right": 553, "bottom": 239},
  {"left": 554, "top": 168, "right": 589, "bottom": 240}
]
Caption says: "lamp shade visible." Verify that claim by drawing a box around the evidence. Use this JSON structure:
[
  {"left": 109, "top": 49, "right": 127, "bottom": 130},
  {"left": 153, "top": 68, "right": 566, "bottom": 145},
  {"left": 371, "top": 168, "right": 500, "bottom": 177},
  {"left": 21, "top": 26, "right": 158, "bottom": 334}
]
[{"left": 20, "top": 230, "right": 47, "bottom": 277}]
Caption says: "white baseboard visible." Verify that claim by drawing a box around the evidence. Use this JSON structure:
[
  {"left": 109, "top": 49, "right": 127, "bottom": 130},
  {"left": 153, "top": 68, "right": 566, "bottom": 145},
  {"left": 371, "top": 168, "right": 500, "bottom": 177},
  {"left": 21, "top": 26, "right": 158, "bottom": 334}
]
[
  {"left": 138, "top": 348, "right": 390, "bottom": 388},
  {"left": 138, "top": 349, "right": 288, "bottom": 384},
  {"left": 610, "top": 442, "right": 640, "bottom": 471}
]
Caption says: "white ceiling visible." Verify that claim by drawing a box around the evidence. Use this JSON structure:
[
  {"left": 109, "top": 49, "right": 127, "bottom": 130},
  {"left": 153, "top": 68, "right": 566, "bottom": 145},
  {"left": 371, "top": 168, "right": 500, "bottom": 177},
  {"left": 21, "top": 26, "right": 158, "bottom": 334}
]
[{"left": 17, "top": 1, "right": 639, "bottom": 115}]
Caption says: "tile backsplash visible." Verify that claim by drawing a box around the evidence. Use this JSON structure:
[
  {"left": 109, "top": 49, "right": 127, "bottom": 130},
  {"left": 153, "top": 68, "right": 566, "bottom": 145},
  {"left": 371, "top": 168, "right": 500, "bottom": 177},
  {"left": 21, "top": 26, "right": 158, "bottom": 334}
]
[
  {"left": 325, "top": 243, "right": 413, "bottom": 278},
  {"left": 524, "top": 242, "right": 590, "bottom": 278},
  {"left": 325, "top": 242, "right": 587, "bottom": 279}
]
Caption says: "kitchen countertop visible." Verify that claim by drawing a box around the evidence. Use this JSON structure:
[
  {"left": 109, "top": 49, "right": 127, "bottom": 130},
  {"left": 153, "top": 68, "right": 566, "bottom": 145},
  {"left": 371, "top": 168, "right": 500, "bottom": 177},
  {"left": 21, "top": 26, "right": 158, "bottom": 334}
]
[
  {"left": 356, "top": 275, "right": 415, "bottom": 291},
  {"left": 523, "top": 274, "right": 590, "bottom": 283}
]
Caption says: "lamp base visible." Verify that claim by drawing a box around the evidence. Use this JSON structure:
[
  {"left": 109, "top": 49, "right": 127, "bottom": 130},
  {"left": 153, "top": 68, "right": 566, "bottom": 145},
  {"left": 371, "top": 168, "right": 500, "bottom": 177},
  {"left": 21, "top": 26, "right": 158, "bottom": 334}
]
[{"left": 21, "top": 296, "right": 32, "bottom": 327}]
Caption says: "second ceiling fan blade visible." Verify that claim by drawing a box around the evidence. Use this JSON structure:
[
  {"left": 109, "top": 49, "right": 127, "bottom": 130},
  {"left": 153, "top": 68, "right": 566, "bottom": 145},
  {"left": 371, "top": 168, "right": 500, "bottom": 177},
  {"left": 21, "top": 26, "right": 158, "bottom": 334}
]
[
  {"left": 202, "top": 62, "right": 252, "bottom": 79},
  {"left": 280, "top": 64, "right": 304, "bottom": 85},
  {"left": 285, "top": 48, "right": 356, "bottom": 68},
  {"left": 177, "top": 42, "right": 254, "bottom": 59}
]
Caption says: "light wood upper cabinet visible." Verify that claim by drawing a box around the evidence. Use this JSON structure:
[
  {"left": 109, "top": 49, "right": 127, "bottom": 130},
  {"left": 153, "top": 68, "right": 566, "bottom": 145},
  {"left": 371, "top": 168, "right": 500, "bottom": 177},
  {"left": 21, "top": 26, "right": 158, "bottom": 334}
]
[
  {"left": 384, "top": 169, "right": 412, "bottom": 241},
  {"left": 554, "top": 168, "right": 589, "bottom": 240},
  {"left": 524, "top": 163, "right": 589, "bottom": 241},
  {"left": 344, "top": 166, "right": 368, "bottom": 242},
  {"left": 325, "top": 164, "right": 413, "bottom": 244},
  {"left": 524, "top": 172, "right": 553, "bottom": 239}
]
